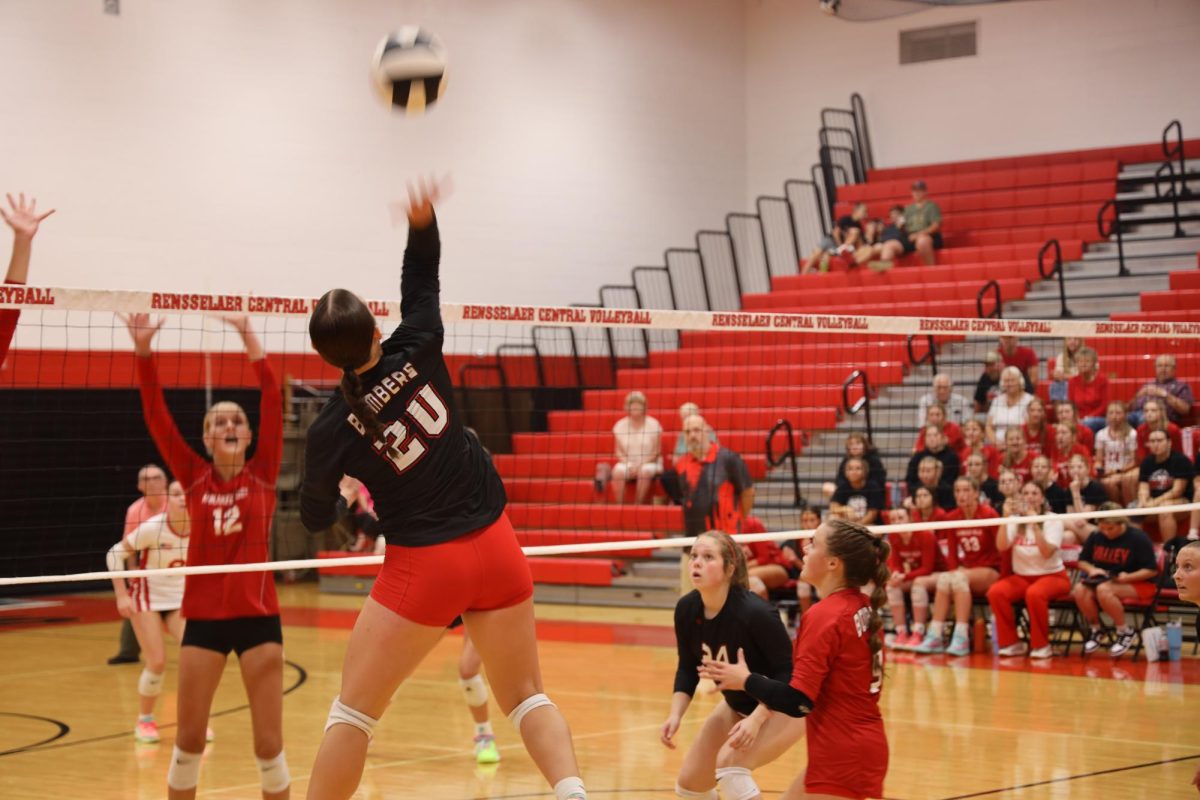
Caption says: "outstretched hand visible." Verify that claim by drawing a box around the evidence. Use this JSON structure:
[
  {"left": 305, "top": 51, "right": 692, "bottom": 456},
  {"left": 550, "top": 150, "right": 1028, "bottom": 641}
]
[
  {"left": 0, "top": 193, "right": 55, "bottom": 240},
  {"left": 121, "top": 312, "right": 165, "bottom": 357},
  {"left": 698, "top": 647, "right": 751, "bottom": 691},
  {"left": 394, "top": 175, "right": 451, "bottom": 230}
]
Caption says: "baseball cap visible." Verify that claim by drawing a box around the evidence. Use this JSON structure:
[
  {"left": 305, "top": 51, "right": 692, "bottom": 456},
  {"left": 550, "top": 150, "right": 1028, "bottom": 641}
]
[
  {"left": 912, "top": 179, "right": 927, "bottom": 190},
  {"left": 983, "top": 351, "right": 1001, "bottom": 364}
]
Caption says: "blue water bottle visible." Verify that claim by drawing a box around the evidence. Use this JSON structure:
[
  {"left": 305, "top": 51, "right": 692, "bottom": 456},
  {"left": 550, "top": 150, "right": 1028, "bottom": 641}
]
[{"left": 1166, "top": 620, "right": 1184, "bottom": 662}]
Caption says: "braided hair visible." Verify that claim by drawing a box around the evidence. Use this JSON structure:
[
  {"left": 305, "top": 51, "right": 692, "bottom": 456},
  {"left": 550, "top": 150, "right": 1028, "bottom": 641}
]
[{"left": 824, "top": 518, "right": 891, "bottom": 679}]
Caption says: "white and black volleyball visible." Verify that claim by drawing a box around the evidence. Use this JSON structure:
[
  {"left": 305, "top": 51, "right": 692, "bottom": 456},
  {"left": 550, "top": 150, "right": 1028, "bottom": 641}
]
[{"left": 371, "top": 27, "right": 447, "bottom": 115}]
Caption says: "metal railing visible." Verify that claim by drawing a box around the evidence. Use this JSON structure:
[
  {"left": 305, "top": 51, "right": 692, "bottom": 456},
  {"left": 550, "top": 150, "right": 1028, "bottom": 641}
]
[
  {"left": 1163, "top": 119, "right": 1191, "bottom": 197},
  {"left": 1154, "top": 161, "right": 1186, "bottom": 238},
  {"left": 841, "top": 370, "right": 873, "bottom": 442},
  {"left": 766, "top": 419, "right": 804, "bottom": 509},
  {"left": 977, "top": 279, "right": 1003, "bottom": 320},
  {"left": 1097, "top": 200, "right": 1128, "bottom": 277},
  {"left": 906, "top": 334, "right": 938, "bottom": 376},
  {"left": 1036, "top": 239, "right": 1068, "bottom": 318}
]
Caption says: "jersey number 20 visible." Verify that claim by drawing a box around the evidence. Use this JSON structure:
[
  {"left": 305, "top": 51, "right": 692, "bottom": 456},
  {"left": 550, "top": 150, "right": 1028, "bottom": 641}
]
[{"left": 376, "top": 385, "right": 449, "bottom": 475}]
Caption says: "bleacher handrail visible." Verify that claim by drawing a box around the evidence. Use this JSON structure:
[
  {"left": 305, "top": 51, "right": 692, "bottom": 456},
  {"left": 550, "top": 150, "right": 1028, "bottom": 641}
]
[
  {"left": 1036, "top": 239, "right": 1069, "bottom": 318},
  {"left": 841, "top": 369, "right": 873, "bottom": 442},
  {"left": 766, "top": 418, "right": 804, "bottom": 509},
  {"left": 1096, "top": 199, "right": 1129, "bottom": 278},
  {"left": 1162, "top": 119, "right": 1191, "bottom": 197},
  {"left": 977, "top": 278, "right": 1003, "bottom": 320},
  {"left": 906, "top": 333, "right": 938, "bottom": 376},
  {"left": 1153, "top": 161, "right": 1186, "bottom": 238},
  {"left": 850, "top": 92, "right": 874, "bottom": 174}
]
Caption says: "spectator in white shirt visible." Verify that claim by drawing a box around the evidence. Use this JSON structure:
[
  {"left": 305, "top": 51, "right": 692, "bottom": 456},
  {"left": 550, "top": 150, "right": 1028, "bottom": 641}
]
[
  {"left": 916, "top": 373, "right": 973, "bottom": 427},
  {"left": 608, "top": 391, "right": 663, "bottom": 504},
  {"left": 985, "top": 366, "right": 1034, "bottom": 445}
]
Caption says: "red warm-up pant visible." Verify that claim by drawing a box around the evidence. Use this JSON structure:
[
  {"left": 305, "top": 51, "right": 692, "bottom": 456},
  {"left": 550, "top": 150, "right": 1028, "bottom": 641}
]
[{"left": 986, "top": 571, "right": 1071, "bottom": 649}]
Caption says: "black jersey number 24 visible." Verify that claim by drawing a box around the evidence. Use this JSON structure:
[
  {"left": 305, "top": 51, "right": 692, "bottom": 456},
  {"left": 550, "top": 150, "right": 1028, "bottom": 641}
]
[{"left": 374, "top": 384, "right": 450, "bottom": 475}]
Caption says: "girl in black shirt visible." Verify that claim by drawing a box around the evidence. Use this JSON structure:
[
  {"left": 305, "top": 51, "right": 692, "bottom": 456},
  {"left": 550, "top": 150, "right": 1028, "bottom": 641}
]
[{"left": 662, "top": 531, "right": 802, "bottom": 800}]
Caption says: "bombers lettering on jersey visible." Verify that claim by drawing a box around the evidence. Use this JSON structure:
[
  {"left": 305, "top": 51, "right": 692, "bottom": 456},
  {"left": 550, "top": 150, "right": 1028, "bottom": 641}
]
[{"left": 355, "top": 363, "right": 420, "bottom": 419}]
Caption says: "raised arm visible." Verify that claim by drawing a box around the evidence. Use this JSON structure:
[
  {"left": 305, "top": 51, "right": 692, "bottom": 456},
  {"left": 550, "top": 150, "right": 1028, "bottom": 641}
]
[
  {"left": 0, "top": 193, "right": 55, "bottom": 363},
  {"left": 393, "top": 178, "right": 446, "bottom": 336},
  {"left": 220, "top": 315, "right": 283, "bottom": 482}
]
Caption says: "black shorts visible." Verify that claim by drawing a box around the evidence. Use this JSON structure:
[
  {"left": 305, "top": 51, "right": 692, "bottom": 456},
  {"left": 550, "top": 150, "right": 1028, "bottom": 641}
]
[
  {"left": 902, "top": 231, "right": 944, "bottom": 253},
  {"left": 182, "top": 615, "right": 283, "bottom": 656}
]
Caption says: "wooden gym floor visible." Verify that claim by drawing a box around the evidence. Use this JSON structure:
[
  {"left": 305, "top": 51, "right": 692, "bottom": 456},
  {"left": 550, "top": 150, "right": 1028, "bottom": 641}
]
[{"left": 1, "top": 584, "right": 1198, "bottom": 799}]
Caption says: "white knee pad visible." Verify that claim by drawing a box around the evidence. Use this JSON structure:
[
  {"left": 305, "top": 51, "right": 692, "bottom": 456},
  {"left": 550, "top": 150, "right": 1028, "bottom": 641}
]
[
  {"left": 325, "top": 696, "right": 379, "bottom": 740},
  {"left": 167, "top": 746, "right": 203, "bottom": 791},
  {"left": 936, "top": 571, "right": 953, "bottom": 593},
  {"left": 949, "top": 570, "right": 970, "bottom": 593},
  {"left": 715, "top": 766, "right": 760, "bottom": 800},
  {"left": 675, "top": 783, "right": 718, "bottom": 799},
  {"left": 553, "top": 775, "right": 587, "bottom": 800},
  {"left": 256, "top": 751, "right": 290, "bottom": 794},
  {"left": 459, "top": 673, "right": 489, "bottom": 708},
  {"left": 507, "top": 693, "right": 555, "bottom": 730},
  {"left": 911, "top": 582, "right": 930, "bottom": 608},
  {"left": 886, "top": 585, "right": 904, "bottom": 606},
  {"left": 138, "top": 668, "right": 164, "bottom": 698}
]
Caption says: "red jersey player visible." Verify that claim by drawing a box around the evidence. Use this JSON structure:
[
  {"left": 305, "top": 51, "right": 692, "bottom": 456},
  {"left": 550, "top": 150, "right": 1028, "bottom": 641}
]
[
  {"left": 701, "top": 519, "right": 891, "bottom": 800},
  {"left": 125, "top": 311, "right": 288, "bottom": 800},
  {"left": 0, "top": 192, "right": 55, "bottom": 366},
  {"left": 882, "top": 506, "right": 937, "bottom": 650}
]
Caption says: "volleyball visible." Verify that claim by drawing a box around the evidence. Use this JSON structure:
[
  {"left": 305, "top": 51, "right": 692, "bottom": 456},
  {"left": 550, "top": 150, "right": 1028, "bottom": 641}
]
[{"left": 371, "top": 26, "right": 447, "bottom": 115}]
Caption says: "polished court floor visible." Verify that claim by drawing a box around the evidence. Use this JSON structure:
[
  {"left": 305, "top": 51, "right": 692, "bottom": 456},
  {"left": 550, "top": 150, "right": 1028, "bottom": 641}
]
[{"left": 1, "top": 584, "right": 1198, "bottom": 799}]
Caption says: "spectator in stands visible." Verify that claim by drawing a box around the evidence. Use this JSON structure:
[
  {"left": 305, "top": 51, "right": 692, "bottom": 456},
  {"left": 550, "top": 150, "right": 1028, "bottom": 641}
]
[
  {"left": 904, "top": 180, "right": 943, "bottom": 266},
  {"left": 913, "top": 404, "right": 965, "bottom": 461},
  {"left": 998, "top": 336, "right": 1038, "bottom": 391},
  {"left": 996, "top": 468, "right": 1023, "bottom": 517},
  {"left": 605, "top": 390, "right": 663, "bottom": 505},
  {"left": 829, "top": 457, "right": 884, "bottom": 526},
  {"left": 1135, "top": 397, "right": 1182, "bottom": 461},
  {"left": 1030, "top": 455, "right": 1069, "bottom": 514},
  {"left": 1137, "top": 428, "right": 1193, "bottom": 543},
  {"left": 672, "top": 402, "right": 717, "bottom": 459},
  {"left": 912, "top": 477, "right": 1001, "bottom": 657},
  {"left": 1051, "top": 422, "right": 1092, "bottom": 488},
  {"left": 1068, "top": 347, "right": 1109, "bottom": 433},
  {"left": 974, "top": 351, "right": 1004, "bottom": 413},
  {"left": 985, "top": 366, "right": 1033, "bottom": 445},
  {"left": 1064, "top": 454, "right": 1107, "bottom": 546},
  {"left": 903, "top": 456, "right": 954, "bottom": 512},
  {"left": 789, "top": 506, "right": 823, "bottom": 615},
  {"left": 1054, "top": 400, "right": 1095, "bottom": 453},
  {"left": 800, "top": 202, "right": 867, "bottom": 274},
  {"left": 965, "top": 452, "right": 1001, "bottom": 508},
  {"left": 741, "top": 516, "right": 791, "bottom": 600},
  {"left": 989, "top": 480, "right": 1070, "bottom": 659},
  {"left": 1129, "top": 354, "right": 1195, "bottom": 427},
  {"left": 906, "top": 425, "right": 960, "bottom": 496},
  {"left": 884, "top": 505, "right": 937, "bottom": 651},
  {"left": 339, "top": 475, "right": 382, "bottom": 553},
  {"left": 961, "top": 418, "right": 1001, "bottom": 479},
  {"left": 1095, "top": 400, "right": 1140, "bottom": 505},
  {"left": 675, "top": 415, "right": 753, "bottom": 538},
  {"left": 852, "top": 205, "right": 907, "bottom": 269},
  {"left": 1048, "top": 337, "right": 1084, "bottom": 403},
  {"left": 999, "top": 428, "right": 1033, "bottom": 482},
  {"left": 1021, "top": 397, "right": 1051, "bottom": 458},
  {"left": 917, "top": 373, "right": 973, "bottom": 427},
  {"left": 822, "top": 432, "right": 885, "bottom": 500},
  {"left": 1072, "top": 504, "right": 1159, "bottom": 657}
]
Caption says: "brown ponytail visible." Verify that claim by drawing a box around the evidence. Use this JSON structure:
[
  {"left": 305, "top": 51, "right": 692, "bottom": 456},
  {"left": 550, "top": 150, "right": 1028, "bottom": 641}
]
[{"left": 825, "top": 518, "right": 892, "bottom": 678}]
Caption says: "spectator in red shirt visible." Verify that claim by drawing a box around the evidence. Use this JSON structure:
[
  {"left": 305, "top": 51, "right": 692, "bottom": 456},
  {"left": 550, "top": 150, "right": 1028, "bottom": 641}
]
[
  {"left": 741, "top": 516, "right": 792, "bottom": 600},
  {"left": 913, "top": 403, "right": 966, "bottom": 460},
  {"left": 884, "top": 506, "right": 937, "bottom": 651},
  {"left": 1051, "top": 422, "right": 1092, "bottom": 488},
  {"left": 1068, "top": 347, "right": 1109, "bottom": 433},
  {"left": 1054, "top": 400, "right": 1095, "bottom": 452},
  {"left": 676, "top": 415, "right": 755, "bottom": 537},
  {"left": 998, "top": 335, "right": 1038, "bottom": 392},
  {"left": 1000, "top": 427, "right": 1033, "bottom": 482},
  {"left": 1022, "top": 396, "right": 1051, "bottom": 458},
  {"left": 961, "top": 418, "right": 1001, "bottom": 478}
]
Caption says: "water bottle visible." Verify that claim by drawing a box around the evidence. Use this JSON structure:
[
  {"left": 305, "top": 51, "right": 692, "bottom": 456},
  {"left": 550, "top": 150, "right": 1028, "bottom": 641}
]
[{"left": 1167, "top": 620, "right": 1184, "bottom": 662}]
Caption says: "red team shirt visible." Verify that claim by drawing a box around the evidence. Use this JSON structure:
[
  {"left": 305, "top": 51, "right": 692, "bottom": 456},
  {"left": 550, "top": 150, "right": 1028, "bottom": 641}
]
[
  {"left": 790, "top": 588, "right": 888, "bottom": 798},
  {"left": 137, "top": 356, "right": 282, "bottom": 621},
  {"left": 943, "top": 503, "right": 1001, "bottom": 571},
  {"left": 888, "top": 531, "right": 936, "bottom": 580}
]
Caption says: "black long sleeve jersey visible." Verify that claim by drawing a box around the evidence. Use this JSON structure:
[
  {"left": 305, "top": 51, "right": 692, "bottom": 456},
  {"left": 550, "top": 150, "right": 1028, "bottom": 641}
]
[
  {"left": 673, "top": 586, "right": 794, "bottom": 716},
  {"left": 300, "top": 219, "right": 507, "bottom": 545}
]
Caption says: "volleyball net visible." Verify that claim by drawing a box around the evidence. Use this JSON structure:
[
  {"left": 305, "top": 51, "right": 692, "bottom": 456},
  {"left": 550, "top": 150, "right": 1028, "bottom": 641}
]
[{"left": 3, "top": 284, "right": 1200, "bottom": 588}]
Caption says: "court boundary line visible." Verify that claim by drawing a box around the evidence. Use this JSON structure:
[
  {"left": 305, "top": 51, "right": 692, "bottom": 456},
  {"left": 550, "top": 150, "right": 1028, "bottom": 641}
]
[{"left": 937, "top": 753, "right": 1200, "bottom": 799}]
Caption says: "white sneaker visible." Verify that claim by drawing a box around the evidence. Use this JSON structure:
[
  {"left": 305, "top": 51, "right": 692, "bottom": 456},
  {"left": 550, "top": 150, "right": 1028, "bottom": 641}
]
[
  {"left": 998, "top": 641, "right": 1029, "bottom": 657},
  {"left": 1030, "top": 645, "right": 1054, "bottom": 659}
]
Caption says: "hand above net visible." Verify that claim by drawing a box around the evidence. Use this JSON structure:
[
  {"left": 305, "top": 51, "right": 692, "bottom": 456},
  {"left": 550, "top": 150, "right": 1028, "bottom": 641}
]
[
  {"left": 0, "top": 192, "right": 55, "bottom": 241},
  {"left": 390, "top": 175, "right": 451, "bottom": 230},
  {"left": 121, "top": 312, "right": 165, "bottom": 357}
]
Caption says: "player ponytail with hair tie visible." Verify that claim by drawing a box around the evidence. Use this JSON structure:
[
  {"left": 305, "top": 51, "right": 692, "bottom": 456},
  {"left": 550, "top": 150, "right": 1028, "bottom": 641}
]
[{"left": 825, "top": 519, "right": 891, "bottom": 682}]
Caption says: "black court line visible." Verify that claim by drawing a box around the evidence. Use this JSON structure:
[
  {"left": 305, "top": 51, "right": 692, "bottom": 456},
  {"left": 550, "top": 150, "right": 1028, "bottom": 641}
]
[
  {"left": 0, "top": 712, "right": 71, "bottom": 756},
  {"left": 0, "top": 659, "right": 307, "bottom": 757},
  {"left": 938, "top": 753, "right": 1200, "bottom": 799}
]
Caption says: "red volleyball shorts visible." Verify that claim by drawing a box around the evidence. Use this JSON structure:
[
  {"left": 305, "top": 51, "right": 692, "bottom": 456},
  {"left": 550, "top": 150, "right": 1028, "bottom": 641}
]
[{"left": 369, "top": 512, "right": 534, "bottom": 627}]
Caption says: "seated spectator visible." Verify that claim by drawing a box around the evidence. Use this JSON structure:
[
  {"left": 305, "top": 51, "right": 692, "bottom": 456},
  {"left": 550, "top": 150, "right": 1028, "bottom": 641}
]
[
  {"left": 823, "top": 431, "right": 886, "bottom": 500},
  {"left": 339, "top": 475, "right": 381, "bottom": 553},
  {"left": 999, "top": 427, "right": 1033, "bottom": 483},
  {"left": 674, "top": 415, "right": 754, "bottom": 536},
  {"left": 903, "top": 180, "right": 943, "bottom": 266},
  {"left": 1063, "top": 453, "right": 1107, "bottom": 546},
  {"left": 906, "top": 425, "right": 961, "bottom": 492},
  {"left": 974, "top": 351, "right": 1003, "bottom": 414},
  {"left": 1188, "top": 452, "right": 1200, "bottom": 542},
  {"left": 965, "top": 452, "right": 1001, "bottom": 508},
  {"left": 1135, "top": 397, "right": 1183, "bottom": 460},
  {"left": 1051, "top": 422, "right": 1092, "bottom": 488},
  {"left": 790, "top": 506, "right": 823, "bottom": 615},
  {"left": 1030, "top": 455, "right": 1069, "bottom": 514},
  {"left": 801, "top": 202, "right": 867, "bottom": 274},
  {"left": 1137, "top": 428, "right": 1193, "bottom": 542},
  {"left": 988, "top": 480, "right": 1070, "bottom": 659},
  {"left": 911, "top": 477, "right": 1001, "bottom": 657},
  {"left": 1072, "top": 505, "right": 1159, "bottom": 657},
  {"left": 917, "top": 372, "right": 973, "bottom": 427},
  {"left": 985, "top": 367, "right": 1033, "bottom": 444},
  {"left": 998, "top": 335, "right": 1038, "bottom": 391},
  {"left": 1094, "top": 400, "right": 1140, "bottom": 505},
  {"left": 1129, "top": 354, "right": 1195, "bottom": 427},
  {"left": 672, "top": 402, "right": 717, "bottom": 459},
  {"left": 1048, "top": 337, "right": 1084, "bottom": 403},
  {"left": 1021, "top": 396, "right": 1051, "bottom": 458},
  {"left": 852, "top": 205, "right": 907, "bottom": 268},
  {"left": 1068, "top": 346, "right": 1109, "bottom": 433},
  {"left": 740, "top": 516, "right": 791, "bottom": 600},
  {"left": 1053, "top": 400, "right": 1094, "bottom": 452},
  {"left": 606, "top": 390, "right": 663, "bottom": 505},
  {"left": 829, "top": 456, "right": 884, "bottom": 526},
  {"left": 961, "top": 418, "right": 1001, "bottom": 478},
  {"left": 995, "top": 468, "right": 1023, "bottom": 517},
  {"left": 884, "top": 505, "right": 938, "bottom": 650},
  {"left": 913, "top": 405, "right": 965, "bottom": 461}
]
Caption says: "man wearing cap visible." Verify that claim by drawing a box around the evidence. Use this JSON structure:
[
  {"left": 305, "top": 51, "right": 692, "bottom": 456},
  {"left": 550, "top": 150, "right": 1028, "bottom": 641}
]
[
  {"left": 904, "top": 179, "right": 943, "bottom": 265},
  {"left": 974, "top": 351, "right": 1004, "bottom": 413}
]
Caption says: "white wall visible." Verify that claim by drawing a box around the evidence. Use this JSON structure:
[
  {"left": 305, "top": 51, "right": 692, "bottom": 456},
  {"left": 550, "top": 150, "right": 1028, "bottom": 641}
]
[
  {"left": 0, "top": 0, "right": 746, "bottom": 308},
  {"left": 744, "top": 0, "right": 1200, "bottom": 200}
]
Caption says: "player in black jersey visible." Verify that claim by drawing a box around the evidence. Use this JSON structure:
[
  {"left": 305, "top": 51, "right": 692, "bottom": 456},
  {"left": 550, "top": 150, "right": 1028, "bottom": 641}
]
[
  {"left": 662, "top": 530, "right": 805, "bottom": 800},
  {"left": 300, "top": 180, "right": 585, "bottom": 800}
]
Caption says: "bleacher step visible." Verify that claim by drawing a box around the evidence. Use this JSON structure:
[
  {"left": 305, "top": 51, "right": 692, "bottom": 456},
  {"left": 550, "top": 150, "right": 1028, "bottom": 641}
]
[{"left": 534, "top": 576, "right": 680, "bottom": 609}]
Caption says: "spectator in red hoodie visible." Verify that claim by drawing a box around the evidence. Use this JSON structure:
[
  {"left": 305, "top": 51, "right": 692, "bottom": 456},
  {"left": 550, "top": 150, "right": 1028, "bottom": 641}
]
[{"left": 1069, "top": 347, "right": 1109, "bottom": 434}]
